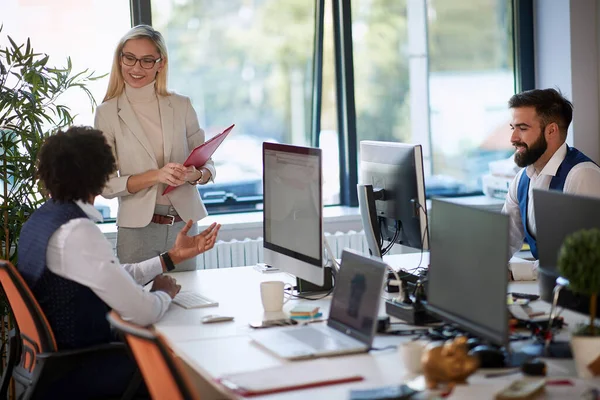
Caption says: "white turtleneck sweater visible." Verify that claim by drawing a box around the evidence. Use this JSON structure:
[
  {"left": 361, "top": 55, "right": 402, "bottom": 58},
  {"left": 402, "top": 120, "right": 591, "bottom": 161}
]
[{"left": 124, "top": 82, "right": 171, "bottom": 205}]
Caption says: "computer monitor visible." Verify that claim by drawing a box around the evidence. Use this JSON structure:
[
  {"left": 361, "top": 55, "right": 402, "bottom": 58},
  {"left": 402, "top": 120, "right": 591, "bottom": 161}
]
[
  {"left": 426, "top": 198, "right": 509, "bottom": 347},
  {"left": 533, "top": 189, "right": 600, "bottom": 315},
  {"left": 262, "top": 142, "right": 324, "bottom": 286},
  {"left": 357, "top": 141, "right": 429, "bottom": 257}
]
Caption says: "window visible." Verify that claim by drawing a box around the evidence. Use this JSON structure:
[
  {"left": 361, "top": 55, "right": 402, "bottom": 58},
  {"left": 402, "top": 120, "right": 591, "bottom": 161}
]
[
  {"left": 150, "top": 0, "right": 342, "bottom": 211},
  {"left": 2, "top": 0, "right": 132, "bottom": 220},
  {"left": 350, "top": 0, "right": 516, "bottom": 197},
  {"left": 427, "top": 0, "right": 515, "bottom": 195},
  {"left": 4, "top": 0, "right": 528, "bottom": 219}
]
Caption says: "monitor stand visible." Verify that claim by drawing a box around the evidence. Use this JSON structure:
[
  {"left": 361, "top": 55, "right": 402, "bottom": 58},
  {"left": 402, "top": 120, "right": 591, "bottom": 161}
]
[{"left": 296, "top": 267, "right": 333, "bottom": 295}]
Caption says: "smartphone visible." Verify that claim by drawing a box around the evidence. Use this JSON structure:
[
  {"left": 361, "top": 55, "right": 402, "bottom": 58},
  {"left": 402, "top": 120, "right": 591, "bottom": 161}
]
[{"left": 248, "top": 318, "right": 298, "bottom": 329}]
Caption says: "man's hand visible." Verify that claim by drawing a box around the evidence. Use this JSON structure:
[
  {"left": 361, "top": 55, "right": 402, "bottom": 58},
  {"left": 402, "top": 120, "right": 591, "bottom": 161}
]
[
  {"left": 151, "top": 275, "right": 181, "bottom": 299},
  {"left": 170, "top": 221, "right": 221, "bottom": 264},
  {"left": 157, "top": 163, "right": 187, "bottom": 186}
]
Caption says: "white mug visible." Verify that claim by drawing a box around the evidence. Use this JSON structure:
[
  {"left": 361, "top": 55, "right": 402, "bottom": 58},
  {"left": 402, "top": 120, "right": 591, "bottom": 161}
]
[
  {"left": 260, "top": 281, "right": 290, "bottom": 312},
  {"left": 399, "top": 340, "right": 427, "bottom": 374}
]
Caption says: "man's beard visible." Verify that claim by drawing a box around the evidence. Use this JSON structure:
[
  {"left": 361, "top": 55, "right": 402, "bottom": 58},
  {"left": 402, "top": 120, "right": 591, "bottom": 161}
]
[{"left": 513, "top": 128, "right": 548, "bottom": 168}]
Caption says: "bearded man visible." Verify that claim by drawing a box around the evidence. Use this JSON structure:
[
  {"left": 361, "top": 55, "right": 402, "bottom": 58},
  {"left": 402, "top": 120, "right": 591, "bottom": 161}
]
[{"left": 502, "top": 88, "right": 600, "bottom": 278}]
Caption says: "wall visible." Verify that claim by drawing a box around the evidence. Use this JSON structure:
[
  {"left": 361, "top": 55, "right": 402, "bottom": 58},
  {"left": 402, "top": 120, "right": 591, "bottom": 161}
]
[{"left": 534, "top": 0, "right": 600, "bottom": 163}]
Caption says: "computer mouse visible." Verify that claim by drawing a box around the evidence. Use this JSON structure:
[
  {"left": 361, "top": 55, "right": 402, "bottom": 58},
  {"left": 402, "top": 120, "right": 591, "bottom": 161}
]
[
  {"left": 469, "top": 345, "right": 505, "bottom": 369},
  {"left": 201, "top": 314, "right": 234, "bottom": 324}
]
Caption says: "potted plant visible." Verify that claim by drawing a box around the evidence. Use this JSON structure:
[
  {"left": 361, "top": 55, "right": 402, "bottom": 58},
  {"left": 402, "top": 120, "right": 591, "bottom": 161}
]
[
  {"left": 0, "top": 28, "right": 103, "bottom": 393},
  {"left": 0, "top": 28, "right": 103, "bottom": 263},
  {"left": 557, "top": 227, "right": 600, "bottom": 378}
]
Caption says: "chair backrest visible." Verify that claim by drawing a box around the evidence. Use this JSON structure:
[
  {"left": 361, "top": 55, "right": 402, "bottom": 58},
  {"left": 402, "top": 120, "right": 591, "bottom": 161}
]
[
  {"left": 106, "top": 311, "right": 201, "bottom": 400},
  {"left": 0, "top": 260, "right": 57, "bottom": 374}
]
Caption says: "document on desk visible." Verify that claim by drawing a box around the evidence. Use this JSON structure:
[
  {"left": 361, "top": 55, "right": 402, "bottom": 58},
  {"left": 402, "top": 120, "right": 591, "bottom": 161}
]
[
  {"left": 216, "top": 359, "right": 363, "bottom": 396},
  {"left": 509, "top": 256, "right": 538, "bottom": 281}
]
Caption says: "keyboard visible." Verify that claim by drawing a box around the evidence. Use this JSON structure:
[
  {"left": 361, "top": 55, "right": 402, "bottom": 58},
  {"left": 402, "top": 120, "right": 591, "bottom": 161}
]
[
  {"left": 173, "top": 291, "right": 218, "bottom": 309},
  {"left": 510, "top": 292, "right": 540, "bottom": 301},
  {"left": 284, "top": 326, "right": 359, "bottom": 352}
]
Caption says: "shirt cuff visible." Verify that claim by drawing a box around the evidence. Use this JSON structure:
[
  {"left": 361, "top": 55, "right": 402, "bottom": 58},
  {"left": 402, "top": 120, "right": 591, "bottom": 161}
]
[{"left": 202, "top": 163, "right": 216, "bottom": 182}]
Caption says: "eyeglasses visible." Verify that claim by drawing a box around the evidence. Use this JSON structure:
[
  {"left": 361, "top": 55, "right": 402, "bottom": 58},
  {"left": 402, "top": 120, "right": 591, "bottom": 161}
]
[{"left": 120, "top": 53, "right": 162, "bottom": 69}]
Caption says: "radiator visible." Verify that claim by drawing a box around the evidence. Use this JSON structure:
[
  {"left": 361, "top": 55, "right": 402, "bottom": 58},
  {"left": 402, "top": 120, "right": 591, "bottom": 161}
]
[{"left": 197, "top": 230, "right": 377, "bottom": 269}]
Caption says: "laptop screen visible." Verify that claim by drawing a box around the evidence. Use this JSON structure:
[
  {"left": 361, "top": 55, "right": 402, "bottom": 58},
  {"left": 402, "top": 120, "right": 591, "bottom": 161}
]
[{"left": 327, "top": 249, "right": 387, "bottom": 345}]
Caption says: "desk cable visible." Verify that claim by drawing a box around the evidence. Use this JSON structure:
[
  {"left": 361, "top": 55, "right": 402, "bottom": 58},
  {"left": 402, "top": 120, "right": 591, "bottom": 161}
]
[
  {"left": 323, "top": 238, "right": 340, "bottom": 273},
  {"left": 397, "top": 203, "right": 429, "bottom": 278},
  {"left": 284, "top": 285, "right": 334, "bottom": 301}
]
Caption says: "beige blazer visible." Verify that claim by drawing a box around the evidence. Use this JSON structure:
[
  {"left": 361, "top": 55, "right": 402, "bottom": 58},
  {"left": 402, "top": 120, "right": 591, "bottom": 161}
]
[{"left": 94, "top": 92, "right": 215, "bottom": 228}]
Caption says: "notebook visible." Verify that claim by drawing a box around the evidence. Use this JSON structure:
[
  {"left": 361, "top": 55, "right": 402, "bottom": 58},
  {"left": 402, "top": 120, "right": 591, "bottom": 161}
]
[
  {"left": 249, "top": 248, "right": 387, "bottom": 360},
  {"left": 163, "top": 124, "right": 234, "bottom": 195}
]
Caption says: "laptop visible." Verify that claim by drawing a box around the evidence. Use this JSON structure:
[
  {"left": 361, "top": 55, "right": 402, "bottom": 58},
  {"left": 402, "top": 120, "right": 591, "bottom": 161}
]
[{"left": 249, "top": 248, "right": 387, "bottom": 360}]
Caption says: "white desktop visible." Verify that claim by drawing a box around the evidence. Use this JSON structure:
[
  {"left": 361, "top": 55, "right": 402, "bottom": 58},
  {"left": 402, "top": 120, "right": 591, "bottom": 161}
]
[{"left": 262, "top": 142, "right": 326, "bottom": 287}]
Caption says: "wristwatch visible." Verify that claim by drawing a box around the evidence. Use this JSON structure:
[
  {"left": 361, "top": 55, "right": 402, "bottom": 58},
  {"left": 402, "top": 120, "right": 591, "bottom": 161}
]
[
  {"left": 160, "top": 251, "right": 176, "bottom": 272},
  {"left": 187, "top": 166, "right": 205, "bottom": 186}
]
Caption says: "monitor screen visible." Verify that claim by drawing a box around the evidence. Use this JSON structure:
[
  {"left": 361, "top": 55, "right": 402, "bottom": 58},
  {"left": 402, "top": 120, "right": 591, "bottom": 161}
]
[
  {"left": 534, "top": 189, "right": 600, "bottom": 271},
  {"left": 533, "top": 189, "right": 600, "bottom": 314},
  {"left": 263, "top": 142, "right": 324, "bottom": 286},
  {"left": 358, "top": 140, "right": 428, "bottom": 256},
  {"left": 426, "top": 198, "right": 509, "bottom": 347}
]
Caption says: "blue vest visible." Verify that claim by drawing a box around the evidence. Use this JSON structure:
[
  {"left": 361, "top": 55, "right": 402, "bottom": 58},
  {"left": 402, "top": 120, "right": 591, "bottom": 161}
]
[
  {"left": 18, "top": 200, "right": 112, "bottom": 350},
  {"left": 517, "top": 146, "right": 597, "bottom": 259}
]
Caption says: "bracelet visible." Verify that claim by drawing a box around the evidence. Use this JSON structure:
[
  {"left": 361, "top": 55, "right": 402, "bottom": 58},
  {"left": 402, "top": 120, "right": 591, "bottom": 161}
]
[{"left": 187, "top": 167, "right": 204, "bottom": 185}]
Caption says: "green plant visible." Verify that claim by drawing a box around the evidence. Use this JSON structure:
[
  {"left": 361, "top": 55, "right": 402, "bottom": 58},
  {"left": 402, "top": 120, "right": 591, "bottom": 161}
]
[
  {"left": 0, "top": 28, "right": 104, "bottom": 390},
  {"left": 0, "top": 27, "right": 104, "bottom": 264},
  {"left": 558, "top": 228, "right": 600, "bottom": 336}
]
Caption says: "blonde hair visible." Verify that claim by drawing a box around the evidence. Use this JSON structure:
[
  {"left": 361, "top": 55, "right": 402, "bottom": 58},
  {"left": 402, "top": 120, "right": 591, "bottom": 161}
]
[{"left": 102, "top": 25, "right": 171, "bottom": 102}]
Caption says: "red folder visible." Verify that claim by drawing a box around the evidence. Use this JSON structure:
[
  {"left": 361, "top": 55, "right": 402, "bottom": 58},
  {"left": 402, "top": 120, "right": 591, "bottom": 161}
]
[{"left": 162, "top": 124, "right": 234, "bottom": 195}]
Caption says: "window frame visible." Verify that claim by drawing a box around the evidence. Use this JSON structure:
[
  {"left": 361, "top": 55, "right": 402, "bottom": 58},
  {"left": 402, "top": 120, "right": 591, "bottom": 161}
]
[{"left": 117, "top": 0, "right": 534, "bottom": 217}]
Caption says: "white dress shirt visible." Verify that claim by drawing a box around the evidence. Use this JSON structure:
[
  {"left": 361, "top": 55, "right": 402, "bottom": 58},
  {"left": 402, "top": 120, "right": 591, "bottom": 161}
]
[
  {"left": 46, "top": 200, "right": 172, "bottom": 326},
  {"left": 502, "top": 143, "right": 600, "bottom": 278}
]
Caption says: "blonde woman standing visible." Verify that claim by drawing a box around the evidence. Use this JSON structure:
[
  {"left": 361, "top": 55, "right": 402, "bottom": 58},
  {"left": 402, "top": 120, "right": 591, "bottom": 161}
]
[{"left": 95, "top": 25, "right": 215, "bottom": 271}]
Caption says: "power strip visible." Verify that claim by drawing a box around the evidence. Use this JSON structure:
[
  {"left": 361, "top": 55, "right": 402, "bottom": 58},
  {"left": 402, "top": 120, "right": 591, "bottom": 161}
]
[{"left": 385, "top": 299, "right": 439, "bottom": 326}]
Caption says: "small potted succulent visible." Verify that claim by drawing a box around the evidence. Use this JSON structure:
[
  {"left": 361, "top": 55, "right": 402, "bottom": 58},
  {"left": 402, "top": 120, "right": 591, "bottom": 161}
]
[{"left": 557, "top": 228, "right": 600, "bottom": 378}]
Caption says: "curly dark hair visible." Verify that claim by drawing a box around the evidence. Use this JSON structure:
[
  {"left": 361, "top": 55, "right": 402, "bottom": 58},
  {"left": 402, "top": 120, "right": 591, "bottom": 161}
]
[
  {"left": 37, "top": 126, "right": 116, "bottom": 202},
  {"left": 508, "top": 88, "right": 573, "bottom": 138}
]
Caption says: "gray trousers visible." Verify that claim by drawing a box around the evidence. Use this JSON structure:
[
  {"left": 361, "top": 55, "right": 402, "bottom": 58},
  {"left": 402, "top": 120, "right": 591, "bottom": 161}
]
[{"left": 116, "top": 205, "right": 199, "bottom": 271}]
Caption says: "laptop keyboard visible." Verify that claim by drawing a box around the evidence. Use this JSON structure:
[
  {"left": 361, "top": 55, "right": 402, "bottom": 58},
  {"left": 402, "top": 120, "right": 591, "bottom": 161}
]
[{"left": 283, "top": 326, "right": 355, "bottom": 352}]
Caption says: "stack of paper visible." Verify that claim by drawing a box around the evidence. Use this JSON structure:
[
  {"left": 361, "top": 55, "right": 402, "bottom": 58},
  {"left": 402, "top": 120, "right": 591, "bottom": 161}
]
[{"left": 217, "top": 359, "right": 363, "bottom": 396}]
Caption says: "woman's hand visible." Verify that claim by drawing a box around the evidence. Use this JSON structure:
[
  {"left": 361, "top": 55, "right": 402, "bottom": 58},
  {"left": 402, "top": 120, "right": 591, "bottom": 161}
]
[
  {"left": 184, "top": 166, "right": 202, "bottom": 183},
  {"left": 198, "top": 167, "right": 212, "bottom": 184},
  {"left": 184, "top": 166, "right": 212, "bottom": 185},
  {"left": 157, "top": 163, "right": 187, "bottom": 186}
]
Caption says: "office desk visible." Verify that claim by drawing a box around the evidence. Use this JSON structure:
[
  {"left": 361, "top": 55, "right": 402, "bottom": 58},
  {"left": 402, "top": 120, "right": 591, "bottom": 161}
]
[{"left": 156, "top": 261, "right": 594, "bottom": 399}]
